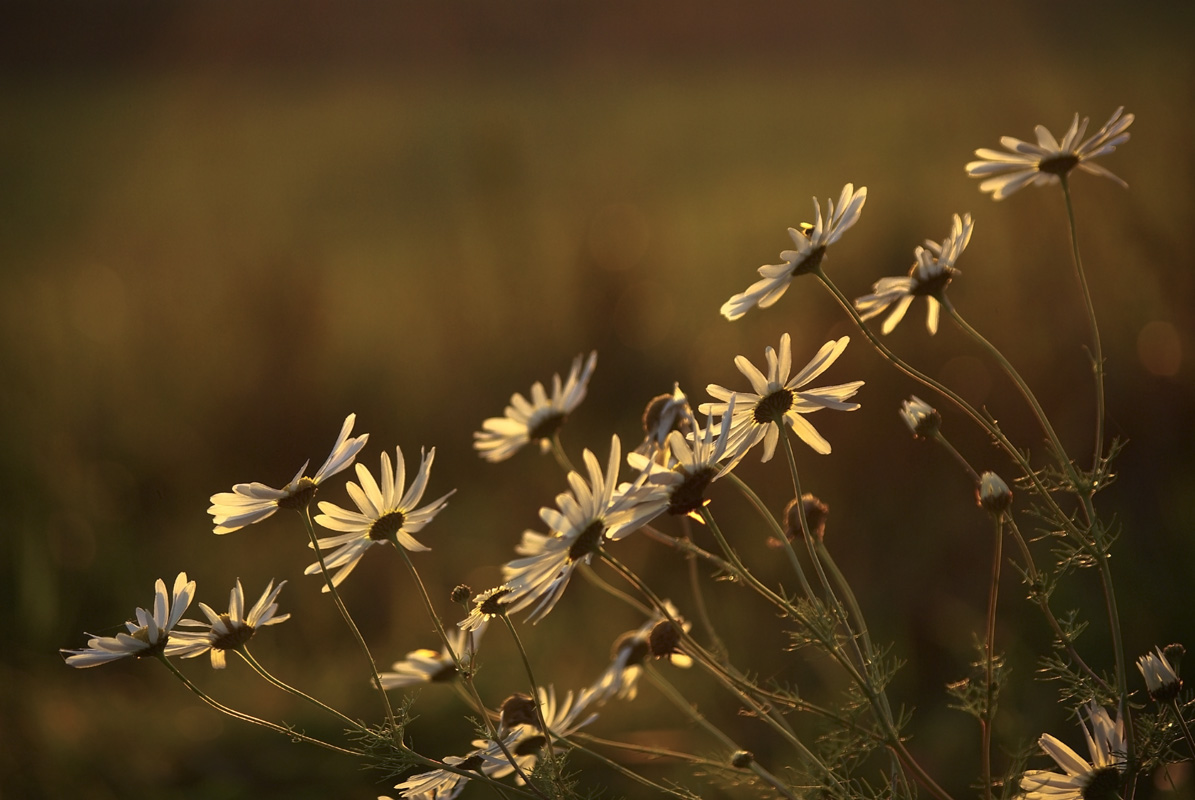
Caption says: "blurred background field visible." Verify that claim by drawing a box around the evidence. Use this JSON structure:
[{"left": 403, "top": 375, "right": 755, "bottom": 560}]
[{"left": 3, "top": 1, "right": 1194, "bottom": 797}]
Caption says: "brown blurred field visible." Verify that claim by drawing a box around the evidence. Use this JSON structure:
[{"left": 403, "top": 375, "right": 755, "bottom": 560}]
[{"left": 3, "top": 2, "right": 1195, "bottom": 798}]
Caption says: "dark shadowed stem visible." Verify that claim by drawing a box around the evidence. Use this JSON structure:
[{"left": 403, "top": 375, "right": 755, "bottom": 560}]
[
  {"left": 929, "top": 431, "right": 981, "bottom": 484},
  {"left": 1170, "top": 700, "right": 1195, "bottom": 761},
  {"left": 1003, "top": 517, "right": 1109, "bottom": 691},
  {"left": 236, "top": 647, "right": 363, "bottom": 731},
  {"left": 499, "top": 613, "right": 563, "bottom": 782},
  {"left": 560, "top": 738, "right": 693, "bottom": 798},
  {"left": 724, "top": 473, "right": 816, "bottom": 601},
  {"left": 1059, "top": 175, "right": 1105, "bottom": 472},
  {"left": 942, "top": 300, "right": 1082, "bottom": 494},
  {"left": 579, "top": 562, "right": 653, "bottom": 616},
  {"left": 573, "top": 731, "right": 725, "bottom": 770},
  {"left": 156, "top": 653, "right": 362, "bottom": 756},
  {"left": 982, "top": 513, "right": 1005, "bottom": 800},
  {"left": 646, "top": 667, "right": 799, "bottom": 800},
  {"left": 679, "top": 514, "right": 729, "bottom": 660},
  {"left": 299, "top": 509, "right": 398, "bottom": 737}
]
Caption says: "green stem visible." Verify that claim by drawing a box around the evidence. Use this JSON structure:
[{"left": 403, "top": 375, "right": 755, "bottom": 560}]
[
  {"left": 559, "top": 737, "right": 693, "bottom": 798},
  {"left": 942, "top": 299, "right": 1081, "bottom": 491},
  {"left": 499, "top": 614, "right": 563, "bottom": 784},
  {"left": 1059, "top": 175, "right": 1106, "bottom": 472},
  {"left": 299, "top": 508, "right": 398, "bottom": 737},
  {"left": 549, "top": 433, "right": 577, "bottom": 474},
  {"left": 725, "top": 473, "right": 816, "bottom": 601},
  {"left": 981, "top": 513, "right": 1005, "bottom": 800},
  {"left": 1170, "top": 699, "right": 1195, "bottom": 761},
  {"left": 155, "top": 654, "right": 362, "bottom": 756},
  {"left": 679, "top": 514, "right": 729, "bottom": 660},
  {"left": 236, "top": 647, "right": 364, "bottom": 731}
]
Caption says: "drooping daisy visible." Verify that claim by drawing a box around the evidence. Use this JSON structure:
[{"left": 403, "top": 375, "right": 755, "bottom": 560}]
[
  {"left": 490, "top": 686, "right": 600, "bottom": 781},
  {"left": 208, "top": 414, "right": 369, "bottom": 534},
  {"left": 502, "top": 435, "right": 666, "bottom": 623},
  {"left": 459, "top": 585, "right": 514, "bottom": 633},
  {"left": 61, "top": 572, "right": 196, "bottom": 668},
  {"left": 170, "top": 579, "right": 289, "bottom": 669},
  {"left": 592, "top": 601, "right": 692, "bottom": 703},
  {"left": 966, "top": 107, "right": 1133, "bottom": 200},
  {"left": 626, "top": 394, "right": 737, "bottom": 519},
  {"left": 1021, "top": 701, "right": 1126, "bottom": 800},
  {"left": 305, "top": 447, "right": 454, "bottom": 590},
  {"left": 721, "top": 183, "right": 867, "bottom": 321},
  {"left": 473, "top": 352, "right": 598, "bottom": 463},
  {"left": 634, "top": 384, "right": 692, "bottom": 458},
  {"left": 1138, "top": 646, "right": 1183, "bottom": 703},
  {"left": 854, "top": 214, "right": 974, "bottom": 335},
  {"left": 703, "top": 334, "right": 863, "bottom": 461},
  {"left": 378, "top": 627, "right": 483, "bottom": 690},
  {"left": 392, "top": 732, "right": 519, "bottom": 800}
]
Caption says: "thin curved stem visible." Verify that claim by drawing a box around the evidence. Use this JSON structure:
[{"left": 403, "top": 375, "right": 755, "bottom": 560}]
[
  {"left": 981, "top": 513, "right": 1005, "bottom": 800},
  {"left": 299, "top": 508, "right": 397, "bottom": 736},
  {"left": 1059, "top": 175, "right": 1105, "bottom": 472},
  {"left": 155, "top": 654, "right": 363, "bottom": 756},
  {"left": 236, "top": 647, "right": 364, "bottom": 731}
]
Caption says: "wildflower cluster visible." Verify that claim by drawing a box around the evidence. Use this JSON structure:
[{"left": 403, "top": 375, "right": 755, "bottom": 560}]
[{"left": 63, "top": 105, "right": 1194, "bottom": 800}]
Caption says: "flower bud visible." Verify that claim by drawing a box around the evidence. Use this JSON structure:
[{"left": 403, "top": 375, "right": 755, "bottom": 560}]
[
  {"left": 900, "top": 395, "right": 940, "bottom": 439},
  {"left": 977, "top": 471, "right": 1013, "bottom": 514}
]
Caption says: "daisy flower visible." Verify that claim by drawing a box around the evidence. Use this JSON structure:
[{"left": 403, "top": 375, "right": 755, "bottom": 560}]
[
  {"left": 1021, "top": 701, "right": 1126, "bottom": 800},
  {"left": 634, "top": 383, "right": 692, "bottom": 458},
  {"left": 721, "top": 183, "right": 867, "bottom": 321},
  {"left": 626, "top": 393, "right": 737, "bottom": 519},
  {"left": 703, "top": 334, "right": 863, "bottom": 461},
  {"left": 473, "top": 352, "right": 598, "bottom": 463},
  {"left": 171, "top": 579, "right": 290, "bottom": 669},
  {"left": 1138, "top": 646, "right": 1183, "bottom": 703},
  {"left": 459, "top": 585, "right": 514, "bottom": 633},
  {"left": 490, "top": 686, "right": 599, "bottom": 781},
  {"left": 502, "top": 435, "right": 666, "bottom": 623},
  {"left": 378, "top": 627, "right": 482, "bottom": 690},
  {"left": 392, "top": 733, "right": 520, "bottom": 800},
  {"left": 208, "top": 414, "right": 369, "bottom": 534},
  {"left": 305, "top": 446, "right": 454, "bottom": 590},
  {"left": 854, "top": 213, "right": 974, "bottom": 335},
  {"left": 61, "top": 572, "right": 196, "bottom": 668},
  {"left": 593, "top": 601, "right": 692, "bottom": 703},
  {"left": 966, "top": 107, "right": 1133, "bottom": 200},
  {"left": 900, "top": 395, "right": 940, "bottom": 439}
]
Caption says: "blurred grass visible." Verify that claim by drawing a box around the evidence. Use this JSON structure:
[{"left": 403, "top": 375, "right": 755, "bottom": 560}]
[{"left": 3, "top": 2, "right": 1195, "bottom": 797}]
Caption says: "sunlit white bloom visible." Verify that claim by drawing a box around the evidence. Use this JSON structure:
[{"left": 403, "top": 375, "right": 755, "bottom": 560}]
[
  {"left": 392, "top": 731, "right": 521, "bottom": 800},
  {"left": 1021, "top": 701, "right": 1126, "bottom": 800},
  {"left": 172, "top": 579, "right": 289, "bottom": 669},
  {"left": 703, "top": 334, "right": 863, "bottom": 461},
  {"left": 305, "top": 447, "right": 454, "bottom": 590},
  {"left": 721, "top": 183, "right": 867, "bottom": 320},
  {"left": 966, "top": 107, "right": 1133, "bottom": 200},
  {"left": 627, "top": 394, "right": 737, "bottom": 518},
  {"left": 61, "top": 573, "right": 196, "bottom": 667},
  {"left": 900, "top": 395, "right": 941, "bottom": 439},
  {"left": 593, "top": 601, "right": 692, "bottom": 703},
  {"left": 208, "top": 414, "right": 368, "bottom": 534},
  {"left": 459, "top": 585, "right": 513, "bottom": 633},
  {"left": 502, "top": 435, "right": 666, "bottom": 623},
  {"left": 1138, "top": 646, "right": 1183, "bottom": 702},
  {"left": 379, "top": 627, "right": 483, "bottom": 690},
  {"left": 474, "top": 352, "right": 598, "bottom": 462},
  {"left": 854, "top": 214, "right": 974, "bottom": 335},
  {"left": 977, "top": 471, "right": 1013, "bottom": 515}
]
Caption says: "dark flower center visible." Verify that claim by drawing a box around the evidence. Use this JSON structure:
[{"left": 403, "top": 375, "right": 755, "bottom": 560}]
[
  {"left": 455, "top": 754, "right": 484, "bottom": 772},
  {"left": 568, "top": 519, "right": 606, "bottom": 561},
  {"left": 648, "top": 620, "right": 682, "bottom": 658},
  {"left": 753, "top": 388, "right": 794, "bottom": 424},
  {"left": 211, "top": 616, "right": 256, "bottom": 651},
  {"left": 1082, "top": 767, "right": 1121, "bottom": 800},
  {"left": 792, "top": 245, "right": 827, "bottom": 277},
  {"left": 910, "top": 266, "right": 956, "bottom": 297},
  {"left": 1038, "top": 153, "right": 1080, "bottom": 177},
  {"left": 277, "top": 477, "right": 318, "bottom": 510},
  {"left": 527, "top": 410, "right": 566, "bottom": 441},
  {"left": 369, "top": 510, "right": 406, "bottom": 541},
  {"left": 514, "top": 735, "right": 547, "bottom": 756},
  {"left": 668, "top": 465, "right": 718, "bottom": 516},
  {"left": 612, "top": 632, "right": 651, "bottom": 668},
  {"left": 478, "top": 588, "right": 512, "bottom": 616},
  {"left": 428, "top": 663, "right": 458, "bottom": 683},
  {"left": 500, "top": 693, "right": 539, "bottom": 729}
]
